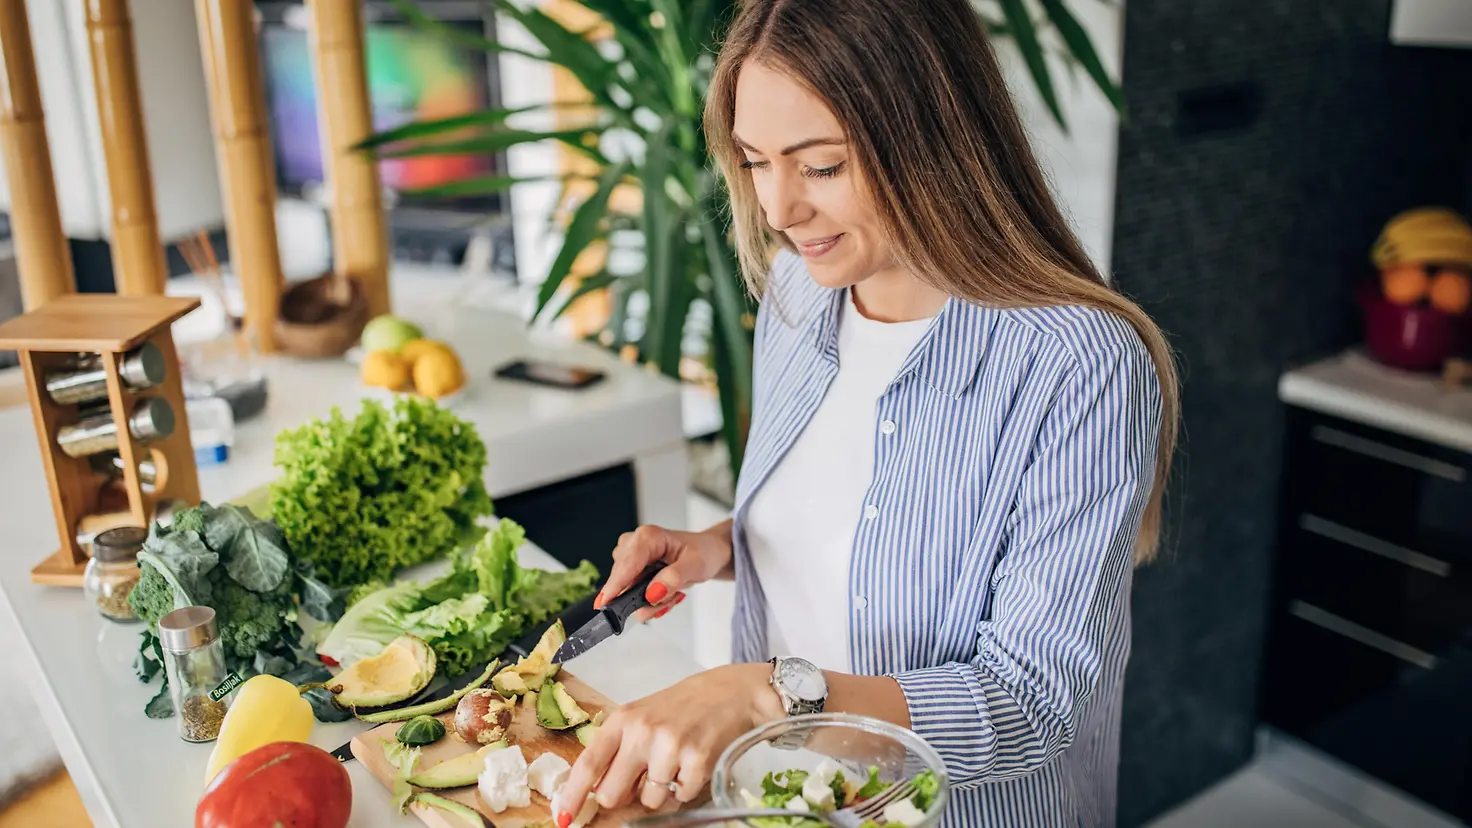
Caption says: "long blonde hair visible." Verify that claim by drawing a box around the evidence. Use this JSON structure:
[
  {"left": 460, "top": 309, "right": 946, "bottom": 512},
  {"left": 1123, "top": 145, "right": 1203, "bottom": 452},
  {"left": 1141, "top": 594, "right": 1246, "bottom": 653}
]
[{"left": 704, "top": 0, "right": 1179, "bottom": 563}]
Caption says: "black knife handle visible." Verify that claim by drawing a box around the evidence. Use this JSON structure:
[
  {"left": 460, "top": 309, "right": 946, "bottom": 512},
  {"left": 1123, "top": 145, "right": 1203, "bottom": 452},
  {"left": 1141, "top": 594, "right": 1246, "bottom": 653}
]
[{"left": 603, "top": 562, "right": 668, "bottom": 635}]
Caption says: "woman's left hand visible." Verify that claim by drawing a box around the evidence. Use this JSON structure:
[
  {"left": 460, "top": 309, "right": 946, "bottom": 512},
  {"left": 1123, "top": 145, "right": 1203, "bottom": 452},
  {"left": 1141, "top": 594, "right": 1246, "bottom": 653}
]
[{"left": 557, "top": 662, "right": 782, "bottom": 824}]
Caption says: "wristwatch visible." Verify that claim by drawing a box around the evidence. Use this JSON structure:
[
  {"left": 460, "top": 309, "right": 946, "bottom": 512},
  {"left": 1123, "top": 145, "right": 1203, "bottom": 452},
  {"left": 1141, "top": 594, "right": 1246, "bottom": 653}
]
[{"left": 768, "top": 657, "right": 828, "bottom": 749}]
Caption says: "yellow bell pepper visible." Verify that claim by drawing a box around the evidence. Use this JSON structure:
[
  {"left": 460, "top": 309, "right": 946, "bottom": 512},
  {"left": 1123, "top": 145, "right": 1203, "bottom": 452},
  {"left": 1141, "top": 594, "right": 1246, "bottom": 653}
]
[{"left": 204, "top": 675, "right": 315, "bottom": 784}]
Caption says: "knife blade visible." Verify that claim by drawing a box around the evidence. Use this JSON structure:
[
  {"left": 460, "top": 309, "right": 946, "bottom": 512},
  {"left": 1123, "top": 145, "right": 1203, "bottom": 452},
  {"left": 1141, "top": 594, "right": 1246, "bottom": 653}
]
[
  {"left": 553, "top": 563, "right": 666, "bottom": 664},
  {"left": 328, "top": 591, "right": 602, "bottom": 762}
]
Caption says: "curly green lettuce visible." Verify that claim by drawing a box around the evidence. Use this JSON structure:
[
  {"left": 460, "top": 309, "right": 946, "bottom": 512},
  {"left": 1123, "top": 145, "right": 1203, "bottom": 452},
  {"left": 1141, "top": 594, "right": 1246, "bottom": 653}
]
[
  {"left": 317, "top": 518, "right": 598, "bottom": 675},
  {"left": 269, "top": 396, "right": 495, "bottom": 587}
]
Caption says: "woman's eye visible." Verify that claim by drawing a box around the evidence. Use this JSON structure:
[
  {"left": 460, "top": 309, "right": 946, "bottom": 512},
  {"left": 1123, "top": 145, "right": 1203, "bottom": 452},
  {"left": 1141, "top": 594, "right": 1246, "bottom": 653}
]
[
  {"left": 802, "top": 162, "right": 845, "bottom": 179},
  {"left": 739, "top": 159, "right": 770, "bottom": 171}
]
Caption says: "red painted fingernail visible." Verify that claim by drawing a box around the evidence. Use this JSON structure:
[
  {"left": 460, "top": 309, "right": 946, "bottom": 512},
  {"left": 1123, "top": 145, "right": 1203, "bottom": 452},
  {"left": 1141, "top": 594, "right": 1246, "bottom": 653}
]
[
  {"left": 653, "top": 605, "right": 672, "bottom": 619},
  {"left": 645, "top": 582, "right": 668, "bottom": 604},
  {"left": 593, "top": 590, "right": 606, "bottom": 610},
  {"left": 557, "top": 811, "right": 573, "bottom": 828},
  {"left": 674, "top": 592, "right": 687, "bottom": 605}
]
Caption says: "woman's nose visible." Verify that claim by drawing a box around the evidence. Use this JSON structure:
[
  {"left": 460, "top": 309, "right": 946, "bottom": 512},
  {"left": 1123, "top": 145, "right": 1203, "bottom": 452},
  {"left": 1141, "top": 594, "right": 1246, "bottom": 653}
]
[{"left": 763, "top": 171, "right": 808, "bottom": 232}]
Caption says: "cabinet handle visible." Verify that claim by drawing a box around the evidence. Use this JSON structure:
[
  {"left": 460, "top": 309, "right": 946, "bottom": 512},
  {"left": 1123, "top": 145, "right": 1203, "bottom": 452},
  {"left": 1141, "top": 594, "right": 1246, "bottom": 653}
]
[
  {"left": 1299, "top": 514, "right": 1452, "bottom": 578},
  {"left": 1289, "top": 600, "right": 1437, "bottom": 670},
  {"left": 1310, "top": 426, "right": 1466, "bottom": 482}
]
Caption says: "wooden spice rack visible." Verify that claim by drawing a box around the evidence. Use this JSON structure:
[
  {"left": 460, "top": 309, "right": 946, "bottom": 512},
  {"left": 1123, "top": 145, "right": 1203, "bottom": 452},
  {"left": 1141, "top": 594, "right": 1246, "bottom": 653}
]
[{"left": 0, "top": 294, "right": 202, "bottom": 586}]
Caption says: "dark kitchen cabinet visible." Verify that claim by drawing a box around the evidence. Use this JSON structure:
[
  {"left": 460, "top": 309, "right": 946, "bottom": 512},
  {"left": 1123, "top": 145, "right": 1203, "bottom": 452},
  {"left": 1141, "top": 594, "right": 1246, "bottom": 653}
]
[
  {"left": 494, "top": 461, "right": 638, "bottom": 579},
  {"left": 1260, "top": 406, "right": 1472, "bottom": 823}
]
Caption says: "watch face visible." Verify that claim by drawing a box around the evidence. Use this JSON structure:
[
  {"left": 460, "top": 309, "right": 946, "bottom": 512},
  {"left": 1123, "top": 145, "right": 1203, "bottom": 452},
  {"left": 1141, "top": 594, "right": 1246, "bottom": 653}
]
[{"left": 778, "top": 658, "right": 827, "bottom": 702}]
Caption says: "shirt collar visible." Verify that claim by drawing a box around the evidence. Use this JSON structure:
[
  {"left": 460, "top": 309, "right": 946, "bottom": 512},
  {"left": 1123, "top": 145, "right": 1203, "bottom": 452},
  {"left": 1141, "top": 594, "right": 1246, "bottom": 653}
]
[{"left": 805, "top": 289, "right": 994, "bottom": 399}]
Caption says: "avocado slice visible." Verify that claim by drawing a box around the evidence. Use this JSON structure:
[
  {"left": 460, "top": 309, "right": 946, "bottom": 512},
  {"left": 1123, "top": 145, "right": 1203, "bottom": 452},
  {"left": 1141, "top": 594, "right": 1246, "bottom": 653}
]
[
  {"left": 329, "top": 636, "right": 436, "bottom": 708},
  {"left": 529, "top": 619, "right": 566, "bottom": 664},
  {"left": 357, "top": 659, "right": 500, "bottom": 724},
  {"left": 492, "top": 669, "right": 531, "bottom": 697},
  {"left": 493, "top": 621, "right": 567, "bottom": 696},
  {"left": 407, "top": 741, "right": 508, "bottom": 790},
  {"left": 575, "top": 709, "right": 607, "bottom": 746},
  {"left": 536, "top": 679, "right": 591, "bottom": 731},
  {"left": 575, "top": 722, "right": 598, "bottom": 746}
]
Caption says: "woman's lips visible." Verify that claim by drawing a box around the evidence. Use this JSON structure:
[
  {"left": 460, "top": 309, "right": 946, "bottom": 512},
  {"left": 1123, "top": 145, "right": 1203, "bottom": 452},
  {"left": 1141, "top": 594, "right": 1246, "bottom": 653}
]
[{"left": 794, "top": 234, "right": 843, "bottom": 259}]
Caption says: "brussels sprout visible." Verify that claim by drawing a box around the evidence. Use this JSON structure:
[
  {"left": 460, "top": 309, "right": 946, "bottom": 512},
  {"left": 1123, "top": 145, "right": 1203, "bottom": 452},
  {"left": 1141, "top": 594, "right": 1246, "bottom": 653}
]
[{"left": 395, "top": 715, "right": 447, "bottom": 747}]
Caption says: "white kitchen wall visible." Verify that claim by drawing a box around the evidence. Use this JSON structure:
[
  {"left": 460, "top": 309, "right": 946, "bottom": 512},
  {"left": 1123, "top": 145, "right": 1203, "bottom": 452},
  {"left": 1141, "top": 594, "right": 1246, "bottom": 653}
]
[{"left": 993, "top": 0, "right": 1126, "bottom": 274}]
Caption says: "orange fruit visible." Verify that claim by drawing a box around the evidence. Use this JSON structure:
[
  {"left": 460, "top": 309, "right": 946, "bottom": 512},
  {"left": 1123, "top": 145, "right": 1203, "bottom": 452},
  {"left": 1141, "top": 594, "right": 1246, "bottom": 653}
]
[
  {"left": 1381, "top": 264, "right": 1430, "bottom": 306},
  {"left": 1429, "top": 269, "right": 1472, "bottom": 315}
]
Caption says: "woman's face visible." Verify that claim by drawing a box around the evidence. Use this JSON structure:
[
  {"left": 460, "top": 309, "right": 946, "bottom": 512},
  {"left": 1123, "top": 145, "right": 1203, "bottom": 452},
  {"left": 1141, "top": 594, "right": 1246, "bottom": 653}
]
[{"left": 732, "top": 61, "right": 891, "bottom": 289}]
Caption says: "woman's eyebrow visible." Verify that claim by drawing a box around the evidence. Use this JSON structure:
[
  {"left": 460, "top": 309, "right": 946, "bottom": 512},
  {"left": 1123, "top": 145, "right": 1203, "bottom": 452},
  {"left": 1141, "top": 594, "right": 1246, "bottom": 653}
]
[{"left": 733, "top": 133, "right": 847, "bottom": 155}]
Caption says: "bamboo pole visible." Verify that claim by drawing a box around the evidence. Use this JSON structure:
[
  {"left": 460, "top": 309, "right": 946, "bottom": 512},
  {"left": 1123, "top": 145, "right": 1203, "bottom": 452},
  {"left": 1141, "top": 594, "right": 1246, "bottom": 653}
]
[
  {"left": 0, "top": 0, "right": 74, "bottom": 309},
  {"left": 83, "top": 0, "right": 166, "bottom": 296},
  {"left": 306, "top": 0, "right": 390, "bottom": 317},
  {"left": 195, "top": 0, "right": 283, "bottom": 352}
]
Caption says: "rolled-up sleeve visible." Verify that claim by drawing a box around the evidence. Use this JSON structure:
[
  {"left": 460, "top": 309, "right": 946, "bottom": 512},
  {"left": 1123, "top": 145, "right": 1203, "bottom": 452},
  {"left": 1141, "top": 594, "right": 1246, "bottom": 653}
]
[{"left": 891, "top": 335, "right": 1163, "bottom": 788}]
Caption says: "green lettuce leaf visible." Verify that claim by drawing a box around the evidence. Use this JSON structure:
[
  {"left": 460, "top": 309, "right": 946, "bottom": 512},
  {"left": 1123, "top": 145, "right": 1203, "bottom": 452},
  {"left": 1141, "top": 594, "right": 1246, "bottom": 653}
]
[{"left": 911, "top": 769, "right": 940, "bottom": 812}]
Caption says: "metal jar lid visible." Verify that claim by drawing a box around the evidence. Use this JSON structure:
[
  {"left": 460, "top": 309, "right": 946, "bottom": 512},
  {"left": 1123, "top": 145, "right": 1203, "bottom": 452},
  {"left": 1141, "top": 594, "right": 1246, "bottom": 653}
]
[
  {"left": 120, "top": 342, "right": 167, "bottom": 388},
  {"left": 129, "top": 397, "right": 176, "bottom": 442},
  {"left": 92, "top": 525, "right": 147, "bottom": 563},
  {"left": 159, "top": 606, "right": 219, "bottom": 651}
]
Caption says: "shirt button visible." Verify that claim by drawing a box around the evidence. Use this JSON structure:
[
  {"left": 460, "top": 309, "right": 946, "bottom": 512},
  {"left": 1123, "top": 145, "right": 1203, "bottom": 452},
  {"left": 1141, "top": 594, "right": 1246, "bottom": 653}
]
[
  {"left": 880, "top": 420, "right": 897, "bottom": 435},
  {"left": 863, "top": 504, "right": 879, "bottom": 520},
  {"left": 854, "top": 595, "right": 869, "bottom": 610}
]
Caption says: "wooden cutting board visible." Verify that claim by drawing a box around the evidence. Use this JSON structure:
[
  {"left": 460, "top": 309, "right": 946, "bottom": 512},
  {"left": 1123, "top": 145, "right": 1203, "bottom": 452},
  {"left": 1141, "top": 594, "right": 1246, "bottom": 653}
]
[{"left": 351, "top": 671, "right": 674, "bottom": 827}]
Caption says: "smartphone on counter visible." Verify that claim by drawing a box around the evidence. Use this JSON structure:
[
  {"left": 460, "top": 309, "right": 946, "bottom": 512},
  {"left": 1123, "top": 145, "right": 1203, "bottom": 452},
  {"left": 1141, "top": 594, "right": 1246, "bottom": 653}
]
[{"left": 493, "top": 359, "right": 606, "bottom": 390}]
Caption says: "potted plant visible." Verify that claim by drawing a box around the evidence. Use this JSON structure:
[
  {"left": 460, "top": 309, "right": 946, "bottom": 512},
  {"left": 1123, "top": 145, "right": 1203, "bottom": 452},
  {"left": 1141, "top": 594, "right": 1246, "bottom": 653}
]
[{"left": 363, "top": 0, "right": 1123, "bottom": 477}]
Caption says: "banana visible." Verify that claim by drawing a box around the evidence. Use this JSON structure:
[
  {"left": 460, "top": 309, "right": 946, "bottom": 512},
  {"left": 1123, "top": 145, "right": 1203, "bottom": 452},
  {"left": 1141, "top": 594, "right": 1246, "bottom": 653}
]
[{"left": 1373, "top": 207, "right": 1472, "bottom": 268}]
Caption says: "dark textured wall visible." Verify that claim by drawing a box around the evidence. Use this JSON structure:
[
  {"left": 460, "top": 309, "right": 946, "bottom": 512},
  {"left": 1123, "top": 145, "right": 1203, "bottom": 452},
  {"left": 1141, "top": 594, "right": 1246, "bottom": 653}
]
[{"left": 1109, "top": 2, "right": 1472, "bottom": 824}]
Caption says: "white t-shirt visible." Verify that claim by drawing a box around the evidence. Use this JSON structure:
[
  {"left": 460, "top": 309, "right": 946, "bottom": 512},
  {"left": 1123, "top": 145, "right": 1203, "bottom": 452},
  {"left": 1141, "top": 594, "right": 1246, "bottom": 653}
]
[{"left": 744, "top": 288, "right": 935, "bottom": 672}]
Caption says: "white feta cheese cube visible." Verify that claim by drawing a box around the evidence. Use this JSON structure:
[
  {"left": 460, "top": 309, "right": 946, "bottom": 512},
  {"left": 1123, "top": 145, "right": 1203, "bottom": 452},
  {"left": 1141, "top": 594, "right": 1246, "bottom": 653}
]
[
  {"left": 882, "top": 796, "right": 927, "bottom": 827},
  {"left": 527, "top": 752, "right": 572, "bottom": 799},
  {"left": 477, "top": 745, "right": 531, "bottom": 813},
  {"left": 785, "top": 794, "right": 812, "bottom": 812},
  {"left": 741, "top": 789, "right": 764, "bottom": 809},
  {"left": 812, "top": 758, "right": 843, "bottom": 788},
  {"left": 801, "top": 773, "right": 835, "bottom": 810}
]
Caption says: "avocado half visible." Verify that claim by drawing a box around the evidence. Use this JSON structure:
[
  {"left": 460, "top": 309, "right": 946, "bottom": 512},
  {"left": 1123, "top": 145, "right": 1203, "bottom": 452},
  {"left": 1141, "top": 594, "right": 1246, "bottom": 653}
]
[
  {"left": 329, "top": 635, "right": 436, "bottom": 708},
  {"left": 493, "top": 620, "right": 566, "bottom": 697}
]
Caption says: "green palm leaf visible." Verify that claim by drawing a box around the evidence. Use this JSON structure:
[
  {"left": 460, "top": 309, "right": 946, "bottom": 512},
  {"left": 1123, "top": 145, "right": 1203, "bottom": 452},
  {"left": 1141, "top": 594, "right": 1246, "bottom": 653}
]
[
  {"left": 535, "top": 161, "right": 630, "bottom": 317},
  {"left": 997, "top": 0, "right": 1064, "bottom": 128},
  {"left": 1038, "top": 0, "right": 1124, "bottom": 116}
]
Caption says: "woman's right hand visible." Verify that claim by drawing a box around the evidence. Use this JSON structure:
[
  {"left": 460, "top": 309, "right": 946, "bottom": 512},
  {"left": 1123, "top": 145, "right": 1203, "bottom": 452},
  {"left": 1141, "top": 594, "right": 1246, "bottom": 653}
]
[{"left": 597, "top": 520, "right": 733, "bottom": 621}]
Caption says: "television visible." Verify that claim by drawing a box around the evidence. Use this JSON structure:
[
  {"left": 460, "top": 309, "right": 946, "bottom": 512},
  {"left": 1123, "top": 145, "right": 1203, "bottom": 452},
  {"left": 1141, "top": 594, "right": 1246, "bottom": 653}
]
[{"left": 257, "top": 1, "right": 508, "bottom": 216}]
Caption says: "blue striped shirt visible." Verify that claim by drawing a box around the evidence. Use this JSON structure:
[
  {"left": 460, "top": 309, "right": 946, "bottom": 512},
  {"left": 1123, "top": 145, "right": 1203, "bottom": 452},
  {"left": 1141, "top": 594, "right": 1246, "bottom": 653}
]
[{"left": 730, "top": 251, "right": 1162, "bottom": 828}]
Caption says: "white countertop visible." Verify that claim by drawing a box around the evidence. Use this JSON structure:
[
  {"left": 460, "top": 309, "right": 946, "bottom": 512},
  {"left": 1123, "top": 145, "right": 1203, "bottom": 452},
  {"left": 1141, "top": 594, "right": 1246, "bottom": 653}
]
[
  {"left": 1279, "top": 351, "right": 1472, "bottom": 453},
  {"left": 0, "top": 265, "right": 699, "bottom": 826}
]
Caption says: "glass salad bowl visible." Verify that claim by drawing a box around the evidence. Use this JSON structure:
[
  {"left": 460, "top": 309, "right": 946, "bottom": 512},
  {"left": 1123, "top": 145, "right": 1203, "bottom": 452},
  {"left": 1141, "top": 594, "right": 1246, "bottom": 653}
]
[{"left": 709, "top": 713, "right": 950, "bottom": 826}]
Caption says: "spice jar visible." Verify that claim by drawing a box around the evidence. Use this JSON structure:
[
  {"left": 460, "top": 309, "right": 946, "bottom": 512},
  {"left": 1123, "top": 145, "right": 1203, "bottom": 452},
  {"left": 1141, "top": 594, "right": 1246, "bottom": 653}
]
[
  {"left": 45, "top": 343, "right": 167, "bottom": 406},
  {"left": 81, "top": 526, "right": 146, "bottom": 623},
  {"left": 88, "top": 452, "right": 158, "bottom": 490},
  {"left": 55, "top": 397, "right": 175, "bottom": 459},
  {"left": 159, "top": 606, "right": 238, "bottom": 742}
]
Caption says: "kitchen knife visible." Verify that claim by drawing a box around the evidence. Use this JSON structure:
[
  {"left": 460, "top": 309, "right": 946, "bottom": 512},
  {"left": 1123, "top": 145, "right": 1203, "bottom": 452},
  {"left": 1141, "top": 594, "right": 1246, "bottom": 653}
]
[
  {"left": 328, "top": 591, "right": 602, "bottom": 762},
  {"left": 552, "top": 562, "right": 667, "bottom": 664}
]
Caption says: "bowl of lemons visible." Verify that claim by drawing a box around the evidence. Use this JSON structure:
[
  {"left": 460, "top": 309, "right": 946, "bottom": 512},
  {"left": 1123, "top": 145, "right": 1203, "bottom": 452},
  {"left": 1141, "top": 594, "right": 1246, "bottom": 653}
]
[{"left": 357, "top": 314, "right": 468, "bottom": 405}]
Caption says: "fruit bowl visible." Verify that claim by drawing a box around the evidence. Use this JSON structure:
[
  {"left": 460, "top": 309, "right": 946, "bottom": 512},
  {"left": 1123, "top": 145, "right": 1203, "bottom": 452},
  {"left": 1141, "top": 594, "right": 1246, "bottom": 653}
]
[
  {"left": 712, "top": 713, "right": 949, "bottom": 826},
  {"left": 1358, "top": 281, "right": 1470, "bottom": 372}
]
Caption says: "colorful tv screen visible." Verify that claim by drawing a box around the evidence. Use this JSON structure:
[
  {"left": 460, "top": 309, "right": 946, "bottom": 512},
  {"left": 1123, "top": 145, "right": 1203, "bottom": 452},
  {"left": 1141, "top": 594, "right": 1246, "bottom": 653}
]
[{"left": 261, "top": 22, "right": 497, "bottom": 202}]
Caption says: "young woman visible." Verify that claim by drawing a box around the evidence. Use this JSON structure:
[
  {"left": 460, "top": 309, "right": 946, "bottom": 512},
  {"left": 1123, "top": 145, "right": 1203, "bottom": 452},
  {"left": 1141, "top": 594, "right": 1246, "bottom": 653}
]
[{"left": 558, "top": 0, "right": 1179, "bottom": 825}]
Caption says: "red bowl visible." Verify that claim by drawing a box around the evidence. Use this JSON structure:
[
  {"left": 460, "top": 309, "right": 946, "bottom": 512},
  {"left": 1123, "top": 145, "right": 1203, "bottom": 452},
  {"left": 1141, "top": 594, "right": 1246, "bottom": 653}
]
[{"left": 1358, "top": 282, "right": 1470, "bottom": 371}]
